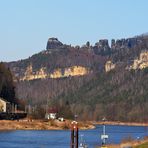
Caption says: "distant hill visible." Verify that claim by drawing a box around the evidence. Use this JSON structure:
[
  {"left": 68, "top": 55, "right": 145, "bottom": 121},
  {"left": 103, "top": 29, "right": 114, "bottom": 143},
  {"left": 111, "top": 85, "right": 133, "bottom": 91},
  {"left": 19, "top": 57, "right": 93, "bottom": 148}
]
[{"left": 6, "top": 34, "right": 148, "bottom": 121}]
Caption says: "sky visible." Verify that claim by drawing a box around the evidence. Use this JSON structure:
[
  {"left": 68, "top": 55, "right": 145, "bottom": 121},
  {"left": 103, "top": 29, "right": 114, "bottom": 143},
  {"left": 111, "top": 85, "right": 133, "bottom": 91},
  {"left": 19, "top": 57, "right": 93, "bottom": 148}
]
[{"left": 0, "top": 0, "right": 148, "bottom": 62}]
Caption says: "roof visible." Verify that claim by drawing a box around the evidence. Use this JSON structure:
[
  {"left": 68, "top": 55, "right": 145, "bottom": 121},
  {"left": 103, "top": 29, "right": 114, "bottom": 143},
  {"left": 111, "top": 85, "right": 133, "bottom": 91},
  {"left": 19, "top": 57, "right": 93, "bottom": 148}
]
[{"left": 48, "top": 107, "right": 58, "bottom": 113}]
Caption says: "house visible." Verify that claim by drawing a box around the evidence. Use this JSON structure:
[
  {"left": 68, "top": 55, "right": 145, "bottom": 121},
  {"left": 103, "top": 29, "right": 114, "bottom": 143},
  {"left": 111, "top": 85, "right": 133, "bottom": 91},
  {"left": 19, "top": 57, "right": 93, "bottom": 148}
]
[
  {"left": 58, "top": 117, "right": 65, "bottom": 122},
  {"left": 0, "top": 97, "right": 11, "bottom": 113},
  {"left": 45, "top": 108, "right": 58, "bottom": 119}
]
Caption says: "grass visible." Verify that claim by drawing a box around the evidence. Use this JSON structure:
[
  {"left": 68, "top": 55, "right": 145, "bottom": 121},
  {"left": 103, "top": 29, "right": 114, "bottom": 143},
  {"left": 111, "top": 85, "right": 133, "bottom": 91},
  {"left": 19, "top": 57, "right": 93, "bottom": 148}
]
[{"left": 134, "top": 142, "right": 148, "bottom": 148}]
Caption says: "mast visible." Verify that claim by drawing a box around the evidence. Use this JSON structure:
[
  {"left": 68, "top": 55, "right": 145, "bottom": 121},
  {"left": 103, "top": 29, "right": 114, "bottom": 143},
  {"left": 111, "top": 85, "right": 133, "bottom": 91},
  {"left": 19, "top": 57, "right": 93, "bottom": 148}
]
[{"left": 101, "top": 117, "right": 108, "bottom": 147}]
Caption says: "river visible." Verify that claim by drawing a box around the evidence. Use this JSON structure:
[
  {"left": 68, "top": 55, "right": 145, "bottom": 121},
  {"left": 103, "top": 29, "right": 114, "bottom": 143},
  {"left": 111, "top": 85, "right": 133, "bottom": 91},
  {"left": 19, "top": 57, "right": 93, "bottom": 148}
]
[{"left": 0, "top": 125, "right": 147, "bottom": 148}]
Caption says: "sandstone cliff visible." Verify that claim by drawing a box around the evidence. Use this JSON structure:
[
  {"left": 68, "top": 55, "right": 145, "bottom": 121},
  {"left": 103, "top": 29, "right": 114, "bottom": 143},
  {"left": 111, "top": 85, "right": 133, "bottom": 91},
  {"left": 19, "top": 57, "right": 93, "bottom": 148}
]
[
  {"left": 20, "top": 65, "right": 89, "bottom": 81},
  {"left": 105, "top": 61, "right": 115, "bottom": 72},
  {"left": 46, "top": 37, "right": 63, "bottom": 49},
  {"left": 129, "top": 51, "right": 148, "bottom": 70}
]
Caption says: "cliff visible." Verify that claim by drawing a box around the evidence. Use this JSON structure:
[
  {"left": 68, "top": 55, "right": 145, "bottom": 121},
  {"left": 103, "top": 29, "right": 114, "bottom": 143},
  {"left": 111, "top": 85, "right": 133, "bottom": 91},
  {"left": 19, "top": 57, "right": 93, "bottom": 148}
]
[
  {"left": 46, "top": 37, "right": 63, "bottom": 49},
  {"left": 105, "top": 61, "right": 115, "bottom": 72},
  {"left": 20, "top": 65, "right": 47, "bottom": 81},
  {"left": 50, "top": 66, "right": 89, "bottom": 79},
  {"left": 129, "top": 51, "right": 148, "bottom": 70},
  {"left": 20, "top": 65, "right": 89, "bottom": 81}
]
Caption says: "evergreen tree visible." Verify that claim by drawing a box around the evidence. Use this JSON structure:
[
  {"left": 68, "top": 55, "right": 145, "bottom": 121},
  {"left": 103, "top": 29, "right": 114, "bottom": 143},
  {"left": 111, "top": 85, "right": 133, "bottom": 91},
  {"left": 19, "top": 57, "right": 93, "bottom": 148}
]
[{"left": 0, "top": 62, "right": 16, "bottom": 103}]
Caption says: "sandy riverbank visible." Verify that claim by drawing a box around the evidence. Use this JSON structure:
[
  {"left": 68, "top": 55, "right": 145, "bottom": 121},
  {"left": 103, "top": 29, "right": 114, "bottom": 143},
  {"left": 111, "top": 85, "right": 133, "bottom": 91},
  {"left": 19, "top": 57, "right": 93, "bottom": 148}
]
[
  {"left": 0, "top": 119, "right": 95, "bottom": 130},
  {"left": 106, "top": 137, "right": 148, "bottom": 148},
  {"left": 92, "top": 121, "right": 148, "bottom": 127},
  {"left": 0, "top": 119, "right": 147, "bottom": 131}
]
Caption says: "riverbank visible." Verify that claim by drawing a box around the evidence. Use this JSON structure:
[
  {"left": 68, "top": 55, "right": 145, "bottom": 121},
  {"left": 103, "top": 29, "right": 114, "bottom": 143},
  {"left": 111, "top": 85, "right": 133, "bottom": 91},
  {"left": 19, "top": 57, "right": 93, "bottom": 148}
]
[
  {"left": 0, "top": 120, "right": 147, "bottom": 131},
  {"left": 0, "top": 119, "right": 95, "bottom": 130},
  {"left": 92, "top": 121, "right": 148, "bottom": 127},
  {"left": 107, "top": 137, "right": 148, "bottom": 148}
]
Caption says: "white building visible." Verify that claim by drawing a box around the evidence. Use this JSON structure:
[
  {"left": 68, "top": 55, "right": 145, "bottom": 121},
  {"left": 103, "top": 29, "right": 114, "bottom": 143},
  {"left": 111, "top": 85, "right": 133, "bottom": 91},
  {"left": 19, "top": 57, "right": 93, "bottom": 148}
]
[
  {"left": 45, "top": 108, "right": 57, "bottom": 119},
  {"left": 0, "top": 97, "right": 11, "bottom": 112},
  {"left": 45, "top": 113, "right": 56, "bottom": 119}
]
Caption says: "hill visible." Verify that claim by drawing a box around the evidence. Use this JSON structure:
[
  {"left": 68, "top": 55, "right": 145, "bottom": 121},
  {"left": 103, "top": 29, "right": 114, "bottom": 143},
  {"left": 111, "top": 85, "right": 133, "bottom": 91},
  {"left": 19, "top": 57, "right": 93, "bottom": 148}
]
[{"left": 6, "top": 35, "right": 148, "bottom": 121}]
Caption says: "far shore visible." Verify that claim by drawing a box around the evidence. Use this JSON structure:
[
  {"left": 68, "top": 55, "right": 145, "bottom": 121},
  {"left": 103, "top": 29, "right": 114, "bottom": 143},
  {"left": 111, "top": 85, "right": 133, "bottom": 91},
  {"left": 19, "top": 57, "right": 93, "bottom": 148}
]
[
  {"left": 92, "top": 121, "right": 148, "bottom": 127},
  {"left": 0, "top": 119, "right": 148, "bottom": 131},
  {"left": 0, "top": 119, "right": 95, "bottom": 131}
]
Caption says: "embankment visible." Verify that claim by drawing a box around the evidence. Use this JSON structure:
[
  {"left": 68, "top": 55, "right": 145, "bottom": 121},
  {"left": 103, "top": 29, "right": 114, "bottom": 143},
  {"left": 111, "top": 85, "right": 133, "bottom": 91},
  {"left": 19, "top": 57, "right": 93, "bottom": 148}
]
[
  {"left": 0, "top": 119, "right": 95, "bottom": 130},
  {"left": 107, "top": 137, "right": 148, "bottom": 148},
  {"left": 93, "top": 121, "right": 148, "bottom": 127}
]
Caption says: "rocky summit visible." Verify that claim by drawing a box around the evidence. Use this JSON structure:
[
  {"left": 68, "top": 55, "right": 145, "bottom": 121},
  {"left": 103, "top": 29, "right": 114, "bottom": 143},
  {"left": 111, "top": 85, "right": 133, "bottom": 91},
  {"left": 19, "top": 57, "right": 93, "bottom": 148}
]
[{"left": 46, "top": 37, "right": 63, "bottom": 49}]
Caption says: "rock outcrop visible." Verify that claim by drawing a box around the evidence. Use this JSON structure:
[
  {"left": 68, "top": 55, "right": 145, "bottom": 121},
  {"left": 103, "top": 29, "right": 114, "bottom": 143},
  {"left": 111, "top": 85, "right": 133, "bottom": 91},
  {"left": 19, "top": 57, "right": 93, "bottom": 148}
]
[
  {"left": 20, "top": 65, "right": 89, "bottom": 81},
  {"left": 46, "top": 38, "right": 63, "bottom": 49},
  {"left": 20, "top": 64, "right": 47, "bottom": 81},
  {"left": 129, "top": 51, "right": 148, "bottom": 70},
  {"left": 105, "top": 60, "right": 115, "bottom": 72},
  {"left": 50, "top": 66, "right": 89, "bottom": 79},
  {"left": 111, "top": 38, "right": 139, "bottom": 50},
  {"left": 93, "top": 39, "right": 110, "bottom": 55}
]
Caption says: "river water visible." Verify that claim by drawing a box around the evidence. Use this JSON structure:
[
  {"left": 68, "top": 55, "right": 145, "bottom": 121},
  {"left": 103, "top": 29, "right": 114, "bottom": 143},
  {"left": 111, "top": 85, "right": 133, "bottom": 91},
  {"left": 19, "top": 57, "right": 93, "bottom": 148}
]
[{"left": 0, "top": 125, "right": 147, "bottom": 148}]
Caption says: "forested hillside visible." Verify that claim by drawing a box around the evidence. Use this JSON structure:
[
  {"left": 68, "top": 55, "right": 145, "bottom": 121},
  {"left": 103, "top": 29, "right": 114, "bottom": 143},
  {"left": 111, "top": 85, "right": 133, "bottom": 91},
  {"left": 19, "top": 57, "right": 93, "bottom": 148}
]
[
  {"left": 6, "top": 35, "right": 148, "bottom": 121},
  {"left": 58, "top": 69, "right": 148, "bottom": 122}
]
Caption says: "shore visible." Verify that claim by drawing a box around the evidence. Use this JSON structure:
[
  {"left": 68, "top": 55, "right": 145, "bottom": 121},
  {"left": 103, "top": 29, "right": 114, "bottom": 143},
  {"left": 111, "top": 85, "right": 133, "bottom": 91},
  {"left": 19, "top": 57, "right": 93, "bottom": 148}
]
[
  {"left": 106, "top": 137, "right": 148, "bottom": 148},
  {"left": 92, "top": 121, "right": 148, "bottom": 127},
  {"left": 0, "top": 119, "right": 95, "bottom": 130},
  {"left": 0, "top": 119, "right": 148, "bottom": 131}
]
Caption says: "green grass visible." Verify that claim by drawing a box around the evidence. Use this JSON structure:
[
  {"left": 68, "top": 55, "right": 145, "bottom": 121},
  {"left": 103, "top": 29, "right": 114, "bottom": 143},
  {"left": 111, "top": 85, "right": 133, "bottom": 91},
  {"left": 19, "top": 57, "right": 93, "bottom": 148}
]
[{"left": 134, "top": 142, "right": 148, "bottom": 148}]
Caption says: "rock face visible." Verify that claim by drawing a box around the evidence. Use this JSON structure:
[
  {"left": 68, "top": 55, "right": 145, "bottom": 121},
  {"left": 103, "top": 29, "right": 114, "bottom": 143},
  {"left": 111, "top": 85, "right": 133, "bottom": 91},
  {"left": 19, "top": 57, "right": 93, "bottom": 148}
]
[
  {"left": 111, "top": 39, "right": 116, "bottom": 48},
  {"left": 105, "top": 60, "right": 115, "bottom": 72},
  {"left": 20, "top": 64, "right": 47, "bottom": 81},
  {"left": 111, "top": 38, "right": 139, "bottom": 50},
  {"left": 93, "top": 39, "right": 110, "bottom": 55},
  {"left": 129, "top": 51, "right": 148, "bottom": 70},
  {"left": 50, "top": 66, "right": 89, "bottom": 79},
  {"left": 46, "top": 38, "right": 63, "bottom": 49},
  {"left": 46, "top": 36, "right": 142, "bottom": 55},
  {"left": 20, "top": 65, "right": 89, "bottom": 81}
]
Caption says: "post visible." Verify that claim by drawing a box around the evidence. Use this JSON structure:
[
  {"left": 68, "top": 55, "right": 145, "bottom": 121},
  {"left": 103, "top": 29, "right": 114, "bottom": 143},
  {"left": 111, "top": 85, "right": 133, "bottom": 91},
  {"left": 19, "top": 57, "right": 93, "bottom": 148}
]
[
  {"left": 76, "top": 126, "right": 79, "bottom": 148},
  {"left": 70, "top": 121, "right": 79, "bottom": 148},
  {"left": 101, "top": 117, "right": 108, "bottom": 147},
  {"left": 71, "top": 128, "right": 74, "bottom": 148},
  {"left": 103, "top": 123, "right": 106, "bottom": 145}
]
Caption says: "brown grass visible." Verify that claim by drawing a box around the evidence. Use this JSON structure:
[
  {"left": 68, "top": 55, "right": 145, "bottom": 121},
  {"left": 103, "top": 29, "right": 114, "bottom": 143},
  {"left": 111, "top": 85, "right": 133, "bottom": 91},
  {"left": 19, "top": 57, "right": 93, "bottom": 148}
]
[
  {"left": 93, "top": 121, "right": 148, "bottom": 127},
  {"left": 0, "top": 119, "right": 95, "bottom": 130},
  {"left": 107, "top": 137, "right": 148, "bottom": 148}
]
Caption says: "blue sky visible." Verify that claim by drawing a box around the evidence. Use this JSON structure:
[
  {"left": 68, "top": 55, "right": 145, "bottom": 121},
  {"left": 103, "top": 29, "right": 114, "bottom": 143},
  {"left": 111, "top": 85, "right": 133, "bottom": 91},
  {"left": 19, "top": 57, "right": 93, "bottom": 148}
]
[{"left": 0, "top": 0, "right": 148, "bottom": 62}]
